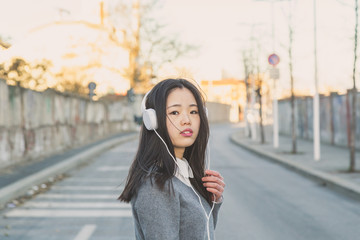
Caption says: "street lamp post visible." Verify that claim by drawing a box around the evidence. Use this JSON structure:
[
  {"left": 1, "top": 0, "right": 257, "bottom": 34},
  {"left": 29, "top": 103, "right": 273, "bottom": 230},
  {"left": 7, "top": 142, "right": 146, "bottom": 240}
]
[
  {"left": 268, "top": 55, "right": 280, "bottom": 148},
  {"left": 271, "top": 0, "right": 279, "bottom": 148},
  {"left": 313, "top": 0, "right": 320, "bottom": 161},
  {"left": 273, "top": 75, "right": 279, "bottom": 148},
  {"left": 253, "top": 0, "right": 290, "bottom": 148}
]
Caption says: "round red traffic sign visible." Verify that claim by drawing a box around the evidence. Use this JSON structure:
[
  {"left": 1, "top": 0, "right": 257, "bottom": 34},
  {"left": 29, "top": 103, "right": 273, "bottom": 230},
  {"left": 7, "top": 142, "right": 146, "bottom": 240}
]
[{"left": 268, "top": 53, "right": 280, "bottom": 66}]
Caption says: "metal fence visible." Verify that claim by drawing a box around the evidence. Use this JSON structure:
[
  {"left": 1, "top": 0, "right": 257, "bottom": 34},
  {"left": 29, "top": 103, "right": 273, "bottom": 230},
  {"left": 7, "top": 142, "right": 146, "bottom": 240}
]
[{"left": 278, "top": 91, "right": 360, "bottom": 148}]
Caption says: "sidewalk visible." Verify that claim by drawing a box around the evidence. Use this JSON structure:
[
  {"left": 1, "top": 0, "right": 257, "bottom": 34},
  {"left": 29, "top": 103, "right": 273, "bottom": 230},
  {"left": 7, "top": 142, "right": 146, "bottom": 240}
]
[
  {"left": 0, "top": 132, "right": 139, "bottom": 208},
  {"left": 230, "top": 127, "right": 360, "bottom": 200}
]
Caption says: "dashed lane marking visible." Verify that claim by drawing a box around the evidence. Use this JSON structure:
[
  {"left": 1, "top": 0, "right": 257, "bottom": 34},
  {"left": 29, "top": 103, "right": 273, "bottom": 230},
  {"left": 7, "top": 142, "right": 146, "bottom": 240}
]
[{"left": 73, "top": 224, "right": 97, "bottom": 240}]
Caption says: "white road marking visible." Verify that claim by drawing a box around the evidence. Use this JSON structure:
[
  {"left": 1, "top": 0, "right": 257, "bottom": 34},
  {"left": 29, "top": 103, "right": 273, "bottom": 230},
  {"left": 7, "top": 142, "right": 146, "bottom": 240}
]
[
  {"left": 73, "top": 224, "right": 97, "bottom": 240},
  {"left": 51, "top": 186, "right": 122, "bottom": 191},
  {"left": 23, "top": 202, "right": 131, "bottom": 208},
  {"left": 97, "top": 166, "right": 129, "bottom": 171},
  {"left": 64, "top": 178, "right": 120, "bottom": 182},
  {"left": 5, "top": 209, "right": 132, "bottom": 218},
  {"left": 36, "top": 194, "right": 118, "bottom": 199}
]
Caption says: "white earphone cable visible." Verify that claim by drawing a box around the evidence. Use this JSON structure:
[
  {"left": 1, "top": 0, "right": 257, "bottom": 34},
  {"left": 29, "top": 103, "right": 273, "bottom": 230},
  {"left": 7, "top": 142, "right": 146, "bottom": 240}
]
[{"left": 205, "top": 133, "right": 216, "bottom": 239}]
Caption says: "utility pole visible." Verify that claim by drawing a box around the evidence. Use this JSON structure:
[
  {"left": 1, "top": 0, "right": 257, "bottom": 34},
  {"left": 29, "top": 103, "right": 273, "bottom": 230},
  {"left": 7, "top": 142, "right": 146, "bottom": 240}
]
[
  {"left": 129, "top": 0, "right": 140, "bottom": 90},
  {"left": 100, "top": 1, "right": 104, "bottom": 25},
  {"left": 271, "top": 0, "right": 279, "bottom": 148},
  {"left": 313, "top": 0, "right": 320, "bottom": 161},
  {"left": 288, "top": 0, "right": 296, "bottom": 154},
  {"left": 253, "top": 0, "right": 284, "bottom": 148}
]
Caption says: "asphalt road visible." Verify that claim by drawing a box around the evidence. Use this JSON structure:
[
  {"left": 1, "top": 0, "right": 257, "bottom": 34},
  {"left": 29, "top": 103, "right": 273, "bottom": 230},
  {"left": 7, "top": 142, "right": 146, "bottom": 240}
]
[
  {"left": 0, "top": 138, "right": 136, "bottom": 240},
  {"left": 212, "top": 124, "right": 360, "bottom": 240},
  {"left": 1, "top": 123, "right": 360, "bottom": 240}
]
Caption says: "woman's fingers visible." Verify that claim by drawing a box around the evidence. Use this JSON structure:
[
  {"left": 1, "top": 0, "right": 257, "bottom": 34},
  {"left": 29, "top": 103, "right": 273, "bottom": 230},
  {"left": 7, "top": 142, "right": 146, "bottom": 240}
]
[
  {"left": 203, "top": 182, "right": 223, "bottom": 190},
  {"left": 202, "top": 178, "right": 225, "bottom": 188},
  {"left": 204, "top": 185, "right": 223, "bottom": 201},
  {"left": 202, "top": 169, "right": 225, "bottom": 201},
  {"left": 204, "top": 170, "right": 224, "bottom": 180},
  {"left": 202, "top": 175, "right": 225, "bottom": 188},
  {"left": 203, "top": 183, "right": 224, "bottom": 195}
]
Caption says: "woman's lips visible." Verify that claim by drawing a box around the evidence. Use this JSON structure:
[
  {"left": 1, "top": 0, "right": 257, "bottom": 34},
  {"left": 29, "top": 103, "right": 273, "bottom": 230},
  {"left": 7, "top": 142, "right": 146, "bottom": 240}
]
[{"left": 180, "top": 128, "right": 193, "bottom": 137}]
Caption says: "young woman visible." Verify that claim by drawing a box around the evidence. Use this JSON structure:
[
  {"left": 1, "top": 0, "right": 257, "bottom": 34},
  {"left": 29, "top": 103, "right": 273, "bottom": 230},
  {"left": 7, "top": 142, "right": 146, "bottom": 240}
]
[{"left": 119, "top": 78, "right": 225, "bottom": 240}]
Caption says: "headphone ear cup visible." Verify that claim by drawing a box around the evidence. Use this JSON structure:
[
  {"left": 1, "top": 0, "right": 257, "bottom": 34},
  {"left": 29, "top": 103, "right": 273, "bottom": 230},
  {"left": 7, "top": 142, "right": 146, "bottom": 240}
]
[{"left": 143, "top": 108, "right": 158, "bottom": 130}]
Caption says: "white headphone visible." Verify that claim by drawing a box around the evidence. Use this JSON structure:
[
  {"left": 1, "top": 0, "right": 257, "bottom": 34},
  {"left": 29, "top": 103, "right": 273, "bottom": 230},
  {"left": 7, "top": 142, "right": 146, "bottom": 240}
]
[
  {"left": 141, "top": 90, "right": 158, "bottom": 130},
  {"left": 141, "top": 89, "right": 214, "bottom": 240}
]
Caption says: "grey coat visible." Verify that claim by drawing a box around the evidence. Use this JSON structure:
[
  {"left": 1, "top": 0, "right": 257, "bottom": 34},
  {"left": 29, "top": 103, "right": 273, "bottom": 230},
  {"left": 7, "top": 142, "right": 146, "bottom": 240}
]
[{"left": 131, "top": 177, "right": 222, "bottom": 240}]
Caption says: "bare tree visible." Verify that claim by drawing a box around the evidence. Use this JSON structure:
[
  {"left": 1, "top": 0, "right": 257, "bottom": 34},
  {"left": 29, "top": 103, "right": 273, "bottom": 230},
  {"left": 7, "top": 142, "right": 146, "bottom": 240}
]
[
  {"left": 284, "top": 2, "right": 297, "bottom": 154},
  {"left": 241, "top": 32, "right": 266, "bottom": 142},
  {"left": 251, "top": 38, "right": 266, "bottom": 144},
  {"left": 256, "top": 69, "right": 265, "bottom": 144},
  {"left": 108, "top": 0, "right": 197, "bottom": 92},
  {"left": 141, "top": 20, "right": 198, "bottom": 77},
  {"left": 242, "top": 51, "right": 252, "bottom": 138}
]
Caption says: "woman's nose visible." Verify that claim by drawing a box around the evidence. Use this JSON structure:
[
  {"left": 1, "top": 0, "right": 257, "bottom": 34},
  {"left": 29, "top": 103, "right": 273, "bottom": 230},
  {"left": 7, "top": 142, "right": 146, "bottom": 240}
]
[{"left": 180, "top": 113, "right": 191, "bottom": 125}]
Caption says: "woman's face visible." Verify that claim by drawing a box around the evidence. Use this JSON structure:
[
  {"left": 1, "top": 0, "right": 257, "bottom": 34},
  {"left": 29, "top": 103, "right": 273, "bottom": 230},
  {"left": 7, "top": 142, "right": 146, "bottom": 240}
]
[{"left": 166, "top": 87, "right": 201, "bottom": 159}]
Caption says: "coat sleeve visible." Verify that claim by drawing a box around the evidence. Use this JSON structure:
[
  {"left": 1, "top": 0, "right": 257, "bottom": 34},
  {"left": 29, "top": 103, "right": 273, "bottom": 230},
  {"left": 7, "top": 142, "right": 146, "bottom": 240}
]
[
  {"left": 212, "top": 201, "right": 222, "bottom": 229},
  {"left": 132, "top": 180, "right": 180, "bottom": 240}
]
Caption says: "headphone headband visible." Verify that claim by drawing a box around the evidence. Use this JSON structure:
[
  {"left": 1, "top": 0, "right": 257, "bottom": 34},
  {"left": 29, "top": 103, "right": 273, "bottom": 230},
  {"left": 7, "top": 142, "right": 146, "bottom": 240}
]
[
  {"left": 141, "top": 88, "right": 208, "bottom": 131},
  {"left": 141, "top": 90, "right": 151, "bottom": 113}
]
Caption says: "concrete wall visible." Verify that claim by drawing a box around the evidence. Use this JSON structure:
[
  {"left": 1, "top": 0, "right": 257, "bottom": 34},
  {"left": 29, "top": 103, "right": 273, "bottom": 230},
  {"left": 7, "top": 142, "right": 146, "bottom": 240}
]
[
  {"left": 0, "top": 78, "right": 136, "bottom": 169},
  {"left": 206, "top": 102, "right": 231, "bottom": 123},
  {"left": 278, "top": 92, "right": 359, "bottom": 148}
]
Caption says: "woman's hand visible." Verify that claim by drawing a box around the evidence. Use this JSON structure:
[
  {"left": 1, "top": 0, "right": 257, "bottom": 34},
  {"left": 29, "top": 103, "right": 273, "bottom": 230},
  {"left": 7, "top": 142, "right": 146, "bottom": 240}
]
[{"left": 202, "top": 170, "right": 225, "bottom": 203}]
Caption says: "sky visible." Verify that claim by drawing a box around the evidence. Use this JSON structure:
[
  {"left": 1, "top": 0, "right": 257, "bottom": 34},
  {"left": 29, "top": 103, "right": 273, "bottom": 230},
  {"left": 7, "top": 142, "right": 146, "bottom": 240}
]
[{"left": 0, "top": 0, "right": 357, "bottom": 96}]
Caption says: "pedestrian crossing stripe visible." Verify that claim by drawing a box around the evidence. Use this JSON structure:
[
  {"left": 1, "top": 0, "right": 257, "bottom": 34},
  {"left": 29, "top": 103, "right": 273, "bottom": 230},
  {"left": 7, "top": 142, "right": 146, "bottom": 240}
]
[
  {"left": 5, "top": 209, "right": 132, "bottom": 218},
  {"left": 23, "top": 201, "right": 130, "bottom": 208}
]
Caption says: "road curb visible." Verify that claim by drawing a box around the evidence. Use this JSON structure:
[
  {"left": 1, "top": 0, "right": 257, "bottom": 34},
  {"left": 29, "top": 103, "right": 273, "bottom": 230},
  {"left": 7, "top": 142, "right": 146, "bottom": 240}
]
[
  {"left": 230, "top": 133, "right": 360, "bottom": 200},
  {"left": 0, "top": 133, "right": 138, "bottom": 208}
]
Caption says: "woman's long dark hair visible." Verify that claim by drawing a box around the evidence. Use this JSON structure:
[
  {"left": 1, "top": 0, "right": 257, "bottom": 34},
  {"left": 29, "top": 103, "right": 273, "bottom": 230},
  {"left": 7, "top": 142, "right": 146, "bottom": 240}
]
[{"left": 118, "top": 78, "right": 211, "bottom": 205}]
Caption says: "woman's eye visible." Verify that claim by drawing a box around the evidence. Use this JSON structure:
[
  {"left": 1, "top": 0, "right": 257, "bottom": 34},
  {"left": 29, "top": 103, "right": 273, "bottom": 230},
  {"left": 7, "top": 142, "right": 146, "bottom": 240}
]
[
  {"left": 169, "top": 111, "right": 179, "bottom": 115},
  {"left": 190, "top": 110, "right": 199, "bottom": 114}
]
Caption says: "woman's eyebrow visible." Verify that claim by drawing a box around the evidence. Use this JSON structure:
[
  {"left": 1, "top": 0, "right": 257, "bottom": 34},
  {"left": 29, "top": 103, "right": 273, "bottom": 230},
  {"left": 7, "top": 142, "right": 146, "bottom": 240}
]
[
  {"left": 167, "top": 103, "right": 198, "bottom": 109},
  {"left": 167, "top": 104, "right": 181, "bottom": 109}
]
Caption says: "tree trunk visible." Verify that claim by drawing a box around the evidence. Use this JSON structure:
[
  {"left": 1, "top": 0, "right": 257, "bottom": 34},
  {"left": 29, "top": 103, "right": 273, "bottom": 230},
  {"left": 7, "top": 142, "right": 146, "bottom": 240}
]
[
  {"left": 242, "top": 52, "right": 251, "bottom": 138},
  {"left": 289, "top": 20, "right": 297, "bottom": 154},
  {"left": 258, "top": 83, "right": 265, "bottom": 144},
  {"left": 291, "top": 85, "right": 296, "bottom": 154},
  {"left": 350, "top": 88, "right": 357, "bottom": 172},
  {"left": 350, "top": 0, "right": 358, "bottom": 172}
]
